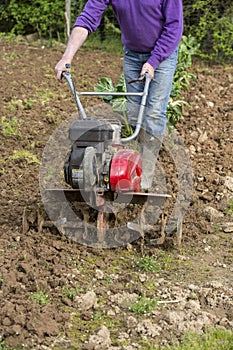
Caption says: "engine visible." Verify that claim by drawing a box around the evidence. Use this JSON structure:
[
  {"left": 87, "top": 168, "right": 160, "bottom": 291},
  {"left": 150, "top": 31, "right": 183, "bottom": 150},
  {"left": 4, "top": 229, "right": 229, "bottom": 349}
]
[
  {"left": 64, "top": 118, "right": 114, "bottom": 189},
  {"left": 64, "top": 118, "right": 142, "bottom": 201}
]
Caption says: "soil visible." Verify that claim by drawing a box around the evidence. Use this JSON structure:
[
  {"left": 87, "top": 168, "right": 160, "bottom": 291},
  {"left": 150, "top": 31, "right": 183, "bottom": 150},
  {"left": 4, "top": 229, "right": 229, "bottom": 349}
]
[{"left": 0, "top": 38, "right": 233, "bottom": 350}]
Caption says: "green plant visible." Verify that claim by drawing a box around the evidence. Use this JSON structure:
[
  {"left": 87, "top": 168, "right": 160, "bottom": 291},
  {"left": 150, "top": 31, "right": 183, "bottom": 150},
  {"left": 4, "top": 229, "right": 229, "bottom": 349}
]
[
  {"left": 163, "top": 327, "right": 233, "bottom": 350},
  {"left": 0, "top": 338, "right": 16, "bottom": 350},
  {"left": 23, "top": 97, "right": 35, "bottom": 109},
  {"left": 129, "top": 294, "right": 158, "bottom": 314},
  {"left": 62, "top": 284, "right": 83, "bottom": 301},
  {"left": 85, "top": 32, "right": 122, "bottom": 54},
  {"left": 0, "top": 32, "right": 19, "bottom": 42},
  {"left": 183, "top": 0, "right": 233, "bottom": 60},
  {"left": 104, "top": 275, "right": 113, "bottom": 284},
  {"left": 1, "top": 116, "right": 20, "bottom": 137},
  {"left": 30, "top": 291, "right": 50, "bottom": 305},
  {"left": 156, "top": 251, "right": 175, "bottom": 268},
  {"left": 94, "top": 74, "right": 133, "bottom": 136},
  {"left": 4, "top": 96, "right": 34, "bottom": 113},
  {"left": 35, "top": 88, "right": 57, "bottom": 105},
  {"left": 225, "top": 198, "right": 233, "bottom": 217},
  {"left": 1, "top": 0, "right": 76, "bottom": 41},
  {"left": 168, "top": 35, "right": 198, "bottom": 126},
  {"left": 2, "top": 52, "right": 18, "bottom": 61},
  {"left": 137, "top": 255, "right": 159, "bottom": 272},
  {"left": 213, "top": 225, "right": 223, "bottom": 233},
  {"left": 62, "top": 285, "right": 76, "bottom": 301},
  {"left": 93, "top": 311, "right": 103, "bottom": 321},
  {"left": 9, "top": 150, "right": 40, "bottom": 164},
  {"left": 94, "top": 74, "right": 127, "bottom": 111}
]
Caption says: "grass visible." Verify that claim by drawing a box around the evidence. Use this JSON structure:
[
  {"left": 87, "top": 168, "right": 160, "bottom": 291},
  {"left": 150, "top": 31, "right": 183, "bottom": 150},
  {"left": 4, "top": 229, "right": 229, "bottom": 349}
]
[
  {"left": 162, "top": 327, "right": 233, "bottom": 350},
  {"left": 67, "top": 310, "right": 124, "bottom": 348},
  {"left": 225, "top": 198, "right": 233, "bottom": 217},
  {"left": 136, "top": 328, "right": 233, "bottom": 350}
]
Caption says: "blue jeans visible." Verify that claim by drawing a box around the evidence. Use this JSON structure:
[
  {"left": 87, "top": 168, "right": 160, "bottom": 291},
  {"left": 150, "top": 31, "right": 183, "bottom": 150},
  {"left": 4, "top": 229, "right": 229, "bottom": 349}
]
[{"left": 123, "top": 47, "right": 178, "bottom": 136}]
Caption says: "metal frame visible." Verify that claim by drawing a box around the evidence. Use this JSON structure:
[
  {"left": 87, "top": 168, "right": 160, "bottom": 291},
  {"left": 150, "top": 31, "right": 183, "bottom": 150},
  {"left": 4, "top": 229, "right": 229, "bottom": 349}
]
[{"left": 62, "top": 71, "right": 151, "bottom": 143}]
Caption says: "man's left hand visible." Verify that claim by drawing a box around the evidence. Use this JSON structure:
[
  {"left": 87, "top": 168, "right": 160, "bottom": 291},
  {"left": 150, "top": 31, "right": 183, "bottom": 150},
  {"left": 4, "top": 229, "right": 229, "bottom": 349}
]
[{"left": 140, "top": 62, "right": 155, "bottom": 80}]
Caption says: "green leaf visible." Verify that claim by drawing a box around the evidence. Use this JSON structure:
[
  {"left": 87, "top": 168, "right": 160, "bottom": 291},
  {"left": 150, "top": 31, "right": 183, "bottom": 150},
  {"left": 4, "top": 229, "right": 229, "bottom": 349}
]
[
  {"left": 111, "top": 96, "right": 127, "bottom": 113},
  {"left": 94, "top": 77, "right": 115, "bottom": 102},
  {"left": 115, "top": 73, "right": 126, "bottom": 93}
]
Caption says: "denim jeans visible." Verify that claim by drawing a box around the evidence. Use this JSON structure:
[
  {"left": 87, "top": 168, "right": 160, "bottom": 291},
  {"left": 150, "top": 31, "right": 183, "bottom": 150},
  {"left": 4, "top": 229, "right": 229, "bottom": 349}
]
[{"left": 123, "top": 47, "right": 178, "bottom": 136}]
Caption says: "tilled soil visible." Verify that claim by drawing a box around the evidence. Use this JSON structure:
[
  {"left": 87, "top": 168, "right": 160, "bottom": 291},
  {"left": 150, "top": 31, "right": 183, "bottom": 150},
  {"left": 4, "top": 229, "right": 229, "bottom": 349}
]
[{"left": 0, "top": 38, "right": 233, "bottom": 349}]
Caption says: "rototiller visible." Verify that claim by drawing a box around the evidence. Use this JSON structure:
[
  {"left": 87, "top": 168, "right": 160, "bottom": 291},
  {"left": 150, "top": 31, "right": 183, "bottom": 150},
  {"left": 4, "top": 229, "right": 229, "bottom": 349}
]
[
  {"left": 42, "top": 72, "right": 177, "bottom": 248},
  {"left": 63, "top": 72, "right": 149, "bottom": 206}
]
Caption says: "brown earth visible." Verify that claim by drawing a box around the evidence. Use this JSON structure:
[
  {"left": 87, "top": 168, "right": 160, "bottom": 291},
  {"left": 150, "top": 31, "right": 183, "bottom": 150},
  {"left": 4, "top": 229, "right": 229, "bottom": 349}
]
[{"left": 0, "top": 38, "right": 233, "bottom": 349}]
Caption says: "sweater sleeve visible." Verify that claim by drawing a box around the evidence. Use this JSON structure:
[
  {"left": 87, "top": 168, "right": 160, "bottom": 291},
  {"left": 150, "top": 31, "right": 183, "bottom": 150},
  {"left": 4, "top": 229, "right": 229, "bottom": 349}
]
[
  {"left": 73, "top": 0, "right": 110, "bottom": 34},
  {"left": 147, "top": 0, "right": 183, "bottom": 69}
]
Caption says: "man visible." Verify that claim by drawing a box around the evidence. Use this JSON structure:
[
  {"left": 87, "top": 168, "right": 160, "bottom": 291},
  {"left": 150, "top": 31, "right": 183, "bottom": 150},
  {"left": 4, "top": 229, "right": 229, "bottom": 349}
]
[{"left": 55, "top": 0, "right": 183, "bottom": 190}]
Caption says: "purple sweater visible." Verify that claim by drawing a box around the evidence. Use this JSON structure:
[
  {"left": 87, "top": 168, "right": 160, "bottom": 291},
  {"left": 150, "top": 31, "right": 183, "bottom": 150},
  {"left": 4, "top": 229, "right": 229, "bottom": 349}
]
[{"left": 74, "top": 0, "right": 183, "bottom": 69}]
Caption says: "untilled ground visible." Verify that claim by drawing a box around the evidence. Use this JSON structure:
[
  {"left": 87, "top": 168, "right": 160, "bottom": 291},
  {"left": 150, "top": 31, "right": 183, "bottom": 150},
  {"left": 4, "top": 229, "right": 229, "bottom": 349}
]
[{"left": 0, "top": 38, "right": 233, "bottom": 349}]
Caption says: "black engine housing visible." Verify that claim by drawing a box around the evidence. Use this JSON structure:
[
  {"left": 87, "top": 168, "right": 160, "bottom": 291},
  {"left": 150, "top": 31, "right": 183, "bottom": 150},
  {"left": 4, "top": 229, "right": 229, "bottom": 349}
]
[{"left": 64, "top": 119, "right": 113, "bottom": 189}]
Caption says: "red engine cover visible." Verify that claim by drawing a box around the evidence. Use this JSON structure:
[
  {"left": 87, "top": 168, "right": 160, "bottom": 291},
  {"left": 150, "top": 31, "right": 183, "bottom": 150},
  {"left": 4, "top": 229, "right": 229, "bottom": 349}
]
[{"left": 110, "top": 149, "right": 142, "bottom": 192}]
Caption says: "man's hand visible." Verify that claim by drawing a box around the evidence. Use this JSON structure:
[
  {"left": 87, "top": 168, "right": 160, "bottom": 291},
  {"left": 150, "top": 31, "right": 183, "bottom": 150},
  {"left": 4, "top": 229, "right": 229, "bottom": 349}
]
[
  {"left": 140, "top": 62, "right": 155, "bottom": 80},
  {"left": 54, "top": 27, "right": 88, "bottom": 80},
  {"left": 55, "top": 58, "right": 72, "bottom": 80}
]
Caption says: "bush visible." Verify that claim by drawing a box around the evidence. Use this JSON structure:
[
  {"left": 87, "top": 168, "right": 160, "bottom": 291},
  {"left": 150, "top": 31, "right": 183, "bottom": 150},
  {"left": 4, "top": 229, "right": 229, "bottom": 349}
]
[
  {"left": 183, "top": 0, "right": 233, "bottom": 60},
  {"left": 0, "top": 0, "right": 76, "bottom": 40}
]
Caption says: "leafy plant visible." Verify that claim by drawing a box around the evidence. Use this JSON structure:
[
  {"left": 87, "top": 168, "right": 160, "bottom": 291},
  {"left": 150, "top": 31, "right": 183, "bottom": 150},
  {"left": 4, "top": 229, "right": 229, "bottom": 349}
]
[
  {"left": 1, "top": 116, "right": 20, "bottom": 137},
  {"left": 62, "top": 284, "right": 83, "bottom": 301},
  {"left": 9, "top": 150, "right": 40, "bottom": 164},
  {"left": 167, "top": 34, "right": 199, "bottom": 127},
  {"left": 137, "top": 255, "right": 159, "bottom": 272},
  {"left": 171, "top": 35, "right": 199, "bottom": 99},
  {"left": 0, "top": 32, "right": 19, "bottom": 42},
  {"left": 93, "top": 311, "right": 103, "bottom": 321},
  {"left": 35, "top": 88, "right": 57, "bottom": 105},
  {"left": 0, "top": 0, "right": 76, "bottom": 41},
  {"left": 167, "top": 99, "right": 190, "bottom": 127},
  {"left": 94, "top": 73, "right": 127, "bottom": 111},
  {"left": 129, "top": 295, "right": 158, "bottom": 314},
  {"left": 157, "top": 251, "right": 177, "bottom": 271},
  {"left": 94, "top": 74, "right": 133, "bottom": 136},
  {"left": 183, "top": 0, "right": 233, "bottom": 60},
  {"left": 30, "top": 291, "right": 50, "bottom": 305}
]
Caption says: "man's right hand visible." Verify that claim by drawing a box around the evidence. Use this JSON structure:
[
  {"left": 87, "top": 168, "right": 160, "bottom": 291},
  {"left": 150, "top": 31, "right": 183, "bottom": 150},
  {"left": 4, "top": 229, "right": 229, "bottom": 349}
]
[
  {"left": 55, "top": 58, "right": 72, "bottom": 80},
  {"left": 54, "top": 27, "right": 88, "bottom": 80}
]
